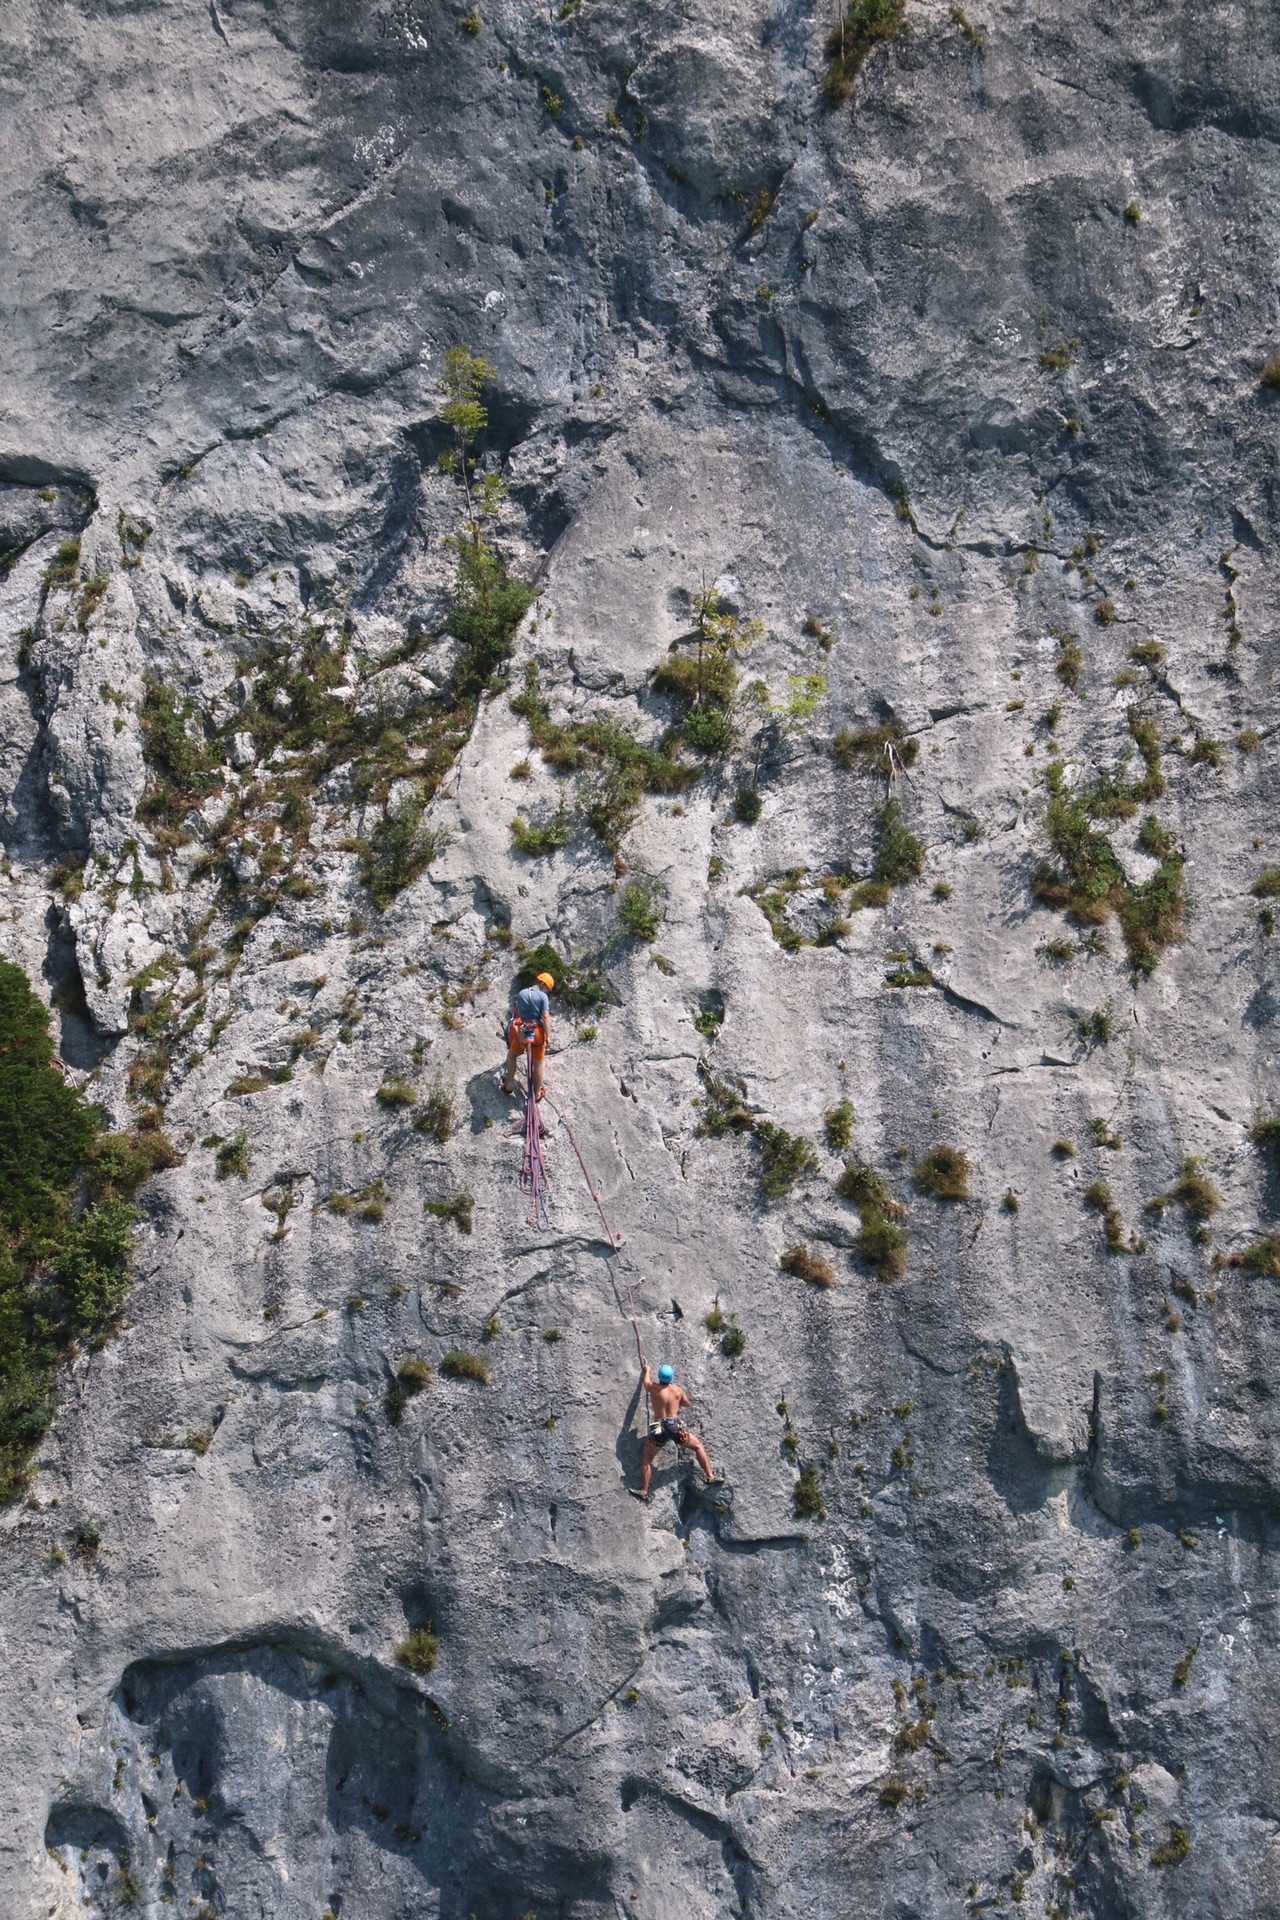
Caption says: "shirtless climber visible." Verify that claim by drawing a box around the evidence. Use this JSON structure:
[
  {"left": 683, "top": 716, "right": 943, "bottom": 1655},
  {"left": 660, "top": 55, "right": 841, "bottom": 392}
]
[
  {"left": 630, "top": 1363, "right": 722, "bottom": 1500},
  {"left": 500, "top": 971, "right": 554, "bottom": 1102}
]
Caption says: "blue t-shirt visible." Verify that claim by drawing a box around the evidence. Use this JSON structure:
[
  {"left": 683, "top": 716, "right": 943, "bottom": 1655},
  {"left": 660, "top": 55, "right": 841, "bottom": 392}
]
[{"left": 515, "top": 985, "right": 550, "bottom": 1025}]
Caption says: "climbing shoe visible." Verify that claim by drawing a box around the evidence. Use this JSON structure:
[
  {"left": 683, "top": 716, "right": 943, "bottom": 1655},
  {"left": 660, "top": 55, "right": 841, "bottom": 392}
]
[{"left": 627, "top": 1488, "right": 652, "bottom": 1504}]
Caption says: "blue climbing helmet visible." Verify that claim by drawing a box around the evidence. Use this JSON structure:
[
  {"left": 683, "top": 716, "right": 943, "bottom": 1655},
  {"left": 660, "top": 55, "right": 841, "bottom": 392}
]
[{"left": 657, "top": 1364, "right": 675, "bottom": 1384}]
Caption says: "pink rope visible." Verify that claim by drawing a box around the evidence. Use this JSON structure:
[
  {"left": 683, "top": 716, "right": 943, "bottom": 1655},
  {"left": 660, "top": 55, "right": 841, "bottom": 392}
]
[
  {"left": 543, "top": 1075, "right": 623, "bottom": 1252},
  {"left": 519, "top": 1040, "right": 551, "bottom": 1228}
]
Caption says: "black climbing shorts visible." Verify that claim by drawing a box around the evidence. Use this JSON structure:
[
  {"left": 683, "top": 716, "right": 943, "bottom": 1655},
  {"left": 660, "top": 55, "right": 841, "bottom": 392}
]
[{"left": 648, "top": 1418, "right": 684, "bottom": 1447}]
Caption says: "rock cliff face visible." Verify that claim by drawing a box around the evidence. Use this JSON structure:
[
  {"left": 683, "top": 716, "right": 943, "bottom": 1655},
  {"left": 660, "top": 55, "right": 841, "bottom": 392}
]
[{"left": 4, "top": 0, "right": 1280, "bottom": 1914}]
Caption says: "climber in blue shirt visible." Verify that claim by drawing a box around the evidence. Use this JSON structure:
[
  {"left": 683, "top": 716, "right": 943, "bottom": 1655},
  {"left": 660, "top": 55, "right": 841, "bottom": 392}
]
[{"left": 500, "top": 971, "right": 554, "bottom": 1101}]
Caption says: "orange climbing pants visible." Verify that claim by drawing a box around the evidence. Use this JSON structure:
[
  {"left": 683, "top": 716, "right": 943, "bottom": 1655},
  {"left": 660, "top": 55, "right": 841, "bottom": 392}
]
[{"left": 509, "top": 1017, "right": 547, "bottom": 1058}]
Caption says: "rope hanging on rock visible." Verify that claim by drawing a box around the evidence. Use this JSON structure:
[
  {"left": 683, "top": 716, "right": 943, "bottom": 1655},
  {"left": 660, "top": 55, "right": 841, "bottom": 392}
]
[
  {"left": 543, "top": 1074, "right": 623, "bottom": 1254},
  {"left": 519, "top": 1039, "right": 551, "bottom": 1229}
]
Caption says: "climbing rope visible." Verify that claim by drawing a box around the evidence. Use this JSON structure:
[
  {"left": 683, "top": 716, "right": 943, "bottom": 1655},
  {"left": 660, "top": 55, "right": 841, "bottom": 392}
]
[
  {"left": 519, "top": 1039, "right": 551, "bottom": 1229},
  {"left": 543, "top": 1073, "right": 623, "bottom": 1253}
]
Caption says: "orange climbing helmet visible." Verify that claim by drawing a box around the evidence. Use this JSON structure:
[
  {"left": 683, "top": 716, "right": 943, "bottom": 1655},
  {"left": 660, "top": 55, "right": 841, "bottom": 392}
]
[{"left": 536, "top": 972, "right": 555, "bottom": 991}]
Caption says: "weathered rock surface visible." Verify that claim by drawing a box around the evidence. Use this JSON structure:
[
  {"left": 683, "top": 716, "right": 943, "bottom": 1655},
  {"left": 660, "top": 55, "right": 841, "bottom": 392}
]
[{"left": 3, "top": 0, "right": 1280, "bottom": 1915}]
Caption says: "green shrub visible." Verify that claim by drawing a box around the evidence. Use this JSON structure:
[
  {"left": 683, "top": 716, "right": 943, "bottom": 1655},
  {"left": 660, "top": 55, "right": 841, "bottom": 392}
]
[
  {"left": 447, "top": 535, "right": 538, "bottom": 694},
  {"left": 0, "top": 958, "right": 160, "bottom": 1498},
  {"left": 733, "top": 786, "right": 762, "bottom": 825},
  {"left": 1261, "top": 356, "right": 1280, "bottom": 392},
  {"left": 873, "top": 799, "right": 925, "bottom": 885},
  {"left": 362, "top": 795, "right": 447, "bottom": 910},
  {"left": 832, "top": 719, "right": 918, "bottom": 774},
  {"left": 1031, "top": 762, "right": 1184, "bottom": 974},
  {"left": 794, "top": 1465, "right": 826, "bottom": 1519},
  {"left": 510, "top": 810, "right": 571, "bottom": 857},
  {"left": 414, "top": 1072, "right": 455, "bottom": 1142},
  {"left": 620, "top": 876, "right": 664, "bottom": 940},
  {"left": 1150, "top": 1827, "right": 1191, "bottom": 1868},
  {"left": 54, "top": 1202, "right": 138, "bottom": 1335},
  {"left": 424, "top": 1190, "right": 474, "bottom": 1234},
  {"left": 376, "top": 1073, "right": 417, "bottom": 1108},
  {"left": 756, "top": 1122, "right": 819, "bottom": 1199},
  {"left": 43, "top": 536, "right": 81, "bottom": 588},
  {"left": 720, "top": 1322, "right": 747, "bottom": 1357},
  {"left": 395, "top": 1626, "right": 441, "bottom": 1674},
  {"left": 87, "top": 1126, "right": 181, "bottom": 1203},
  {"left": 913, "top": 1145, "right": 971, "bottom": 1200},
  {"left": 515, "top": 939, "right": 613, "bottom": 1013},
  {"left": 780, "top": 1244, "right": 836, "bottom": 1286},
  {"left": 440, "top": 1350, "right": 492, "bottom": 1384},
  {"left": 1221, "top": 1234, "right": 1280, "bottom": 1275},
  {"left": 825, "top": 0, "right": 905, "bottom": 104},
  {"left": 137, "top": 678, "right": 218, "bottom": 826},
  {"left": 682, "top": 704, "right": 736, "bottom": 755},
  {"left": 1167, "top": 1158, "right": 1220, "bottom": 1219},
  {"left": 1084, "top": 1179, "right": 1128, "bottom": 1251},
  {"left": 857, "top": 1210, "right": 910, "bottom": 1279},
  {"left": 697, "top": 1060, "right": 755, "bottom": 1135},
  {"left": 837, "top": 1160, "right": 908, "bottom": 1279},
  {"left": 824, "top": 1101, "right": 855, "bottom": 1151}
]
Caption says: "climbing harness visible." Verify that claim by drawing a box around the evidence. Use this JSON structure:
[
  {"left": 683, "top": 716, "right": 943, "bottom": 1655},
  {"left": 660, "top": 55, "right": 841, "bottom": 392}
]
[{"left": 519, "top": 1039, "right": 551, "bottom": 1229}]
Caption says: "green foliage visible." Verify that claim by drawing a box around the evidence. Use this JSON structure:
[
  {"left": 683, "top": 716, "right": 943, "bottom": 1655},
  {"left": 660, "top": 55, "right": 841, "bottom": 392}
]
[
  {"left": 720, "top": 1321, "right": 747, "bottom": 1357},
  {"left": 832, "top": 719, "right": 918, "bottom": 775},
  {"left": 1261, "top": 356, "right": 1280, "bottom": 392},
  {"left": 424, "top": 1189, "right": 475, "bottom": 1234},
  {"left": 1150, "top": 1827, "right": 1191, "bottom": 1868},
  {"left": 54, "top": 1201, "right": 138, "bottom": 1333},
  {"left": 0, "top": 959, "right": 158, "bottom": 1499},
  {"left": 913, "top": 1145, "right": 972, "bottom": 1201},
  {"left": 87, "top": 1125, "right": 182, "bottom": 1201},
  {"left": 43, "top": 537, "right": 81, "bottom": 588},
  {"left": 697, "top": 1060, "right": 755, "bottom": 1136},
  {"left": 1165, "top": 1158, "right": 1220, "bottom": 1219},
  {"left": 510, "top": 809, "right": 572, "bottom": 857},
  {"left": 1031, "top": 760, "right": 1184, "bottom": 974},
  {"left": 396, "top": 1625, "right": 441, "bottom": 1673},
  {"left": 1253, "top": 867, "right": 1280, "bottom": 900},
  {"left": 1224, "top": 1234, "right": 1280, "bottom": 1275},
  {"left": 780, "top": 1244, "right": 836, "bottom": 1286},
  {"left": 0, "top": 961, "right": 100, "bottom": 1243},
  {"left": 825, "top": 1101, "right": 855, "bottom": 1151},
  {"left": 1076, "top": 1004, "right": 1114, "bottom": 1047},
  {"left": 874, "top": 799, "right": 925, "bottom": 885},
  {"left": 620, "top": 875, "right": 665, "bottom": 940},
  {"left": 1084, "top": 1179, "right": 1129, "bottom": 1252},
  {"left": 414, "top": 1073, "right": 456, "bottom": 1142},
  {"left": 794, "top": 1465, "right": 826, "bottom": 1518},
  {"left": 1055, "top": 633, "right": 1083, "bottom": 689},
  {"left": 733, "top": 786, "right": 762, "bottom": 825},
  {"left": 651, "top": 650, "right": 738, "bottom": 711},
  {"left": 515, "top": 938, "right": 613, "bottom": 1012},
  {"left": 756, "top": 1121, "right": 819, "bottom": 1200},
  {"left": 682, "top": 703, "right": 737, "bottom": 755},
  {"left": 137, "top": 678, "right": 219, "bottom": 827},
  {"left": 447, "top": 535, "right": 538, "bottom": 695},
  {"left": 837, "top": 1160, "right": 909, "bottom": 1280},
  {"left": 1249, "top": 1112, "right": 1280, "bottom": 1161},
  {"left": 825, "top": 0, "right": 905, "bottom": 104},
  {"left": 440, "top": 1350, "right": 492, "bottom": 1384},
  {"left": 362, "top": 794, "right": 448, "bottom": 910},
  {"left": 376, "top": 1073, "right": 417, "bottom": 1108}
]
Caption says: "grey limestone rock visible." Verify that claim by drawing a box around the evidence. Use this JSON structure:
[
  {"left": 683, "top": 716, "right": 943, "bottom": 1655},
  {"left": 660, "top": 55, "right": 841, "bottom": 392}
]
[{"left": 3, "top": 0, "right": 1280, "bottom": 1916}]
